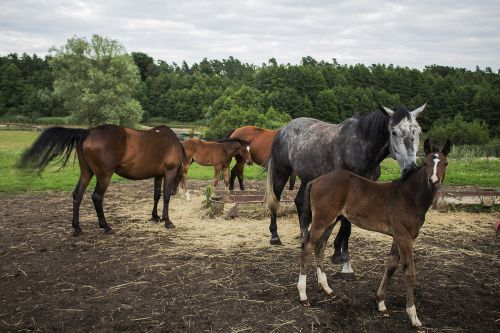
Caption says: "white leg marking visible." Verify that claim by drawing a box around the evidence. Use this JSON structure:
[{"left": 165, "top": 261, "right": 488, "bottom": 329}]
[
  {"left": 431, "top": 157, "right": 440, "bottom": 183},
  {"left": 317, "top": 268, "right": 333, "bottom": 295},
  {"left": 378, "top": 300, "right": 387, "bottom": 312},
  {"left": 406, "top": 305, "right": 422, "bottom": 327},
  {"left": 297, "top": 274, "right": 307, "bottom": 301},
  {"left": 341, "top": 261, "right": 353, "bottom": 274}
]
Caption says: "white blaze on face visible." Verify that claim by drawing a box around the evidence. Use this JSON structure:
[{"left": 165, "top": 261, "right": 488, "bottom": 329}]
[
  {"left": 431, "top": 154, "right": 440, "bottom": 183},
  {"left": 246, "top": 146, "right": 250, "bottom": 152}
]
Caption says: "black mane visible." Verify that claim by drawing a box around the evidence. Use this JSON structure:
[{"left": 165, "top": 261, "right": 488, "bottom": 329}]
[
  {"left": 355, "top": 110, "right": 390, "bottom": 141},
  {"left": 216, "top": 138, "right": 250, "bottom": 146}
]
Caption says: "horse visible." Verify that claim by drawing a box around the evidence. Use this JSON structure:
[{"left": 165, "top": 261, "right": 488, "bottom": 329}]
[
  {"left": 297, "top": 139, "right": 451, "bottom": 327},
  {"left": 266, "top": 104, "right": 425, "bottom": 277},
  {"left": 18, "top": 125, "right": 184, "bottom": 235},
  {"left": 227, "top": 126, "right": 296, "bottom": 191},
  {"left": 180, "top": 138, "right": 252, "bottom": 195}
]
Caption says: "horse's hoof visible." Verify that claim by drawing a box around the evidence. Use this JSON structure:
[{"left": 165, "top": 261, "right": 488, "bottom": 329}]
[
  {"left": 150, "top": 217, "right": 160, "bottom": 223},
  {"left": 104, "top": 228, "right": 114, "bottom": 235},
  {"left": 300, "top": 300, "right": 310, "bottom": 307},
  {"left": 165, "top": 222, "right": 176, "bottom": 229},
  {"left": 270, "top": 238, "right": 282, "bottom": 246},
  {"left": 331, "top": 254, "right": 343, "bottom": 264},
  {"left": 340, "top": 272, "right": 355, "bottom": 280}
]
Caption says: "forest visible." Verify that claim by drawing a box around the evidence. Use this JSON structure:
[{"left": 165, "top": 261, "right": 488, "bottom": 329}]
[{"left": 0, "top": 51, "right": 499, "bottom": 142}]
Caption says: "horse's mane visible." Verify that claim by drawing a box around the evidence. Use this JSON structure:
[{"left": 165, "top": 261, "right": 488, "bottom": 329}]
[
  {"left": 354, "top": 106, "right": 412, "bottom": 141},
  {"left": 354, "top": 111, "right": 390, "bottom": 141},
  {"left": 216, "top": 138, "right": 250, "bottom": 146}
]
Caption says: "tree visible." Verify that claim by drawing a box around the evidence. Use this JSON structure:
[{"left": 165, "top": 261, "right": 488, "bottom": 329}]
[{"left": 49, "top": 34, "right": 143, "bottom": 126}]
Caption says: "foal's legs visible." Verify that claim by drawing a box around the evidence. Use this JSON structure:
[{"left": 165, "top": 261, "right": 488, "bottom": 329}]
[
  {"left": 376, "top": 240, "right": 400, "bottom": 312},
  {"left": 298, "top": 220, "right": 330, "bottom": 305},
  {"left": 213, "top": 165, "right": 222, "bottom": 188},
  {"left": 151, "top": 176, "right": 162, "bottom": 222},
  {"left": 72, "top": 169, "right": 94, "bottom": 236},
  {"left": 397, "top": 236, "right": 421, "bottom": 327},
  {"left": 161, "top": 168, "right": 178, "bottom": 229},
  {"left": 92, "top": 174, "right": 113, "bottom": 234},
  {"left": 315, "top": 224, "right": 336, "bottom": 296},
  {"left": 223, "top": 164, "right": 230, "bottom": 190}
]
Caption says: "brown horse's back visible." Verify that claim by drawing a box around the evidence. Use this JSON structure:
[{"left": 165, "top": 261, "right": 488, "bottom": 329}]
[
  {"left": 82, "top": 125, "right": 183, "bottom": 180},
  {"left": 230, "top": 126, "right": 277, "bottom": 165}
]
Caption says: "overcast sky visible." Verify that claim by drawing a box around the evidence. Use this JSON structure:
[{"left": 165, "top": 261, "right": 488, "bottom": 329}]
[{"left": 1, "top": 0, "right": 499, "bottom": 70}]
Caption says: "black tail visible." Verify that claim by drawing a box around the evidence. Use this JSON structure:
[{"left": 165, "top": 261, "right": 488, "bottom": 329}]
[{"left": 18, "top": 127, "right": 90, "bottom": 172}]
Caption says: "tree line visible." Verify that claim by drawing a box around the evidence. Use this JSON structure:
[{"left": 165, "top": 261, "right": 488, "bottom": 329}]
[{"left": 1, "top": 36, "right": 498, "bottom": 142}]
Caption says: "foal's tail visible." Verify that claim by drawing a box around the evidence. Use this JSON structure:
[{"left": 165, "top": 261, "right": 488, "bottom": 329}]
[
  {"left": 17, "top": 127, "right": 90, "bottom": 172},
  {"left": 265, "top": 156, "right": 280, "bottom": 212},
  {"left": 301, "top": 180, "right": 314, "bottom": 228}
]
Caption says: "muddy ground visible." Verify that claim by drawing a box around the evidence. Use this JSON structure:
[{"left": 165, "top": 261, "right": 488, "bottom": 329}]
[{"left": 0, "top": 180, "right": 499, "bottom": 333}]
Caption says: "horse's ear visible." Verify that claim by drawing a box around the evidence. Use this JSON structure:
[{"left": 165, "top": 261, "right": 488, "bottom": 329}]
[
  {"left": 378, "top": 103, "right": 394, "bottom": 117},
  {"left": 441, "top": 139, "right": 452, "bottom": 156},
  {"left": 411, "top": 103, "right": 426, "bottom": 119},
  {"left": 424, "top": 138, "right": 432, "bottom": 155}
]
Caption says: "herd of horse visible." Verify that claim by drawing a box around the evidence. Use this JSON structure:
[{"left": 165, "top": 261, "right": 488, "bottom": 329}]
[{"left": 19, "top": 103, "right": 450, "bottom": 327}]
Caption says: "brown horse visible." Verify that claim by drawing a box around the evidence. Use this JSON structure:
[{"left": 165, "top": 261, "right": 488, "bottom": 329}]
[
  {"left": 297, "top": 139, "right": 451, "bottom": 327},
  {"left": 227, "top": 126, "right": 296, "bottom": 190},
  {"left": 180, "top": 138, "right": 252, "bottom": 194},
  {"left": 18, "top": 125, "right": 184, "bottom": 235}
]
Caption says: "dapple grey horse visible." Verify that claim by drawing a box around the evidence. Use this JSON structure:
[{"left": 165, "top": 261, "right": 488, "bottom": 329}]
[{"left": 266, "top": 104, "right": 425, "bottom": 276}]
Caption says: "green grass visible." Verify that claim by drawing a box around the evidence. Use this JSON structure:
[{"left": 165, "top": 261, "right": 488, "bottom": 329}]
[{"left": 0, "top": 130, "right": 498, "bottom": 195}]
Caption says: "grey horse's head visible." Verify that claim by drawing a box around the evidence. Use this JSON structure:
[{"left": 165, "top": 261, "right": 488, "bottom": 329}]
[{"left": 379, "top": 104, "right": 425, "bottom": 174}]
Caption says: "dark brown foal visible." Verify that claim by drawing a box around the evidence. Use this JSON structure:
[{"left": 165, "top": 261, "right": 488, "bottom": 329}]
[
  {"left": 19, "top": 125, "right": 184, "bottom": 235},
  {"left": 298, "top": 139, "right": 451, "bottom": 327}
]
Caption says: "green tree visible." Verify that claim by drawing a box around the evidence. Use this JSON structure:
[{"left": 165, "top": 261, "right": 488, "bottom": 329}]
[
  {"left": 49, "top": 34, "right": 143, "bottom": 126},
  {"left": 427, "top": 114, "right": 490, "bottom": 145}
]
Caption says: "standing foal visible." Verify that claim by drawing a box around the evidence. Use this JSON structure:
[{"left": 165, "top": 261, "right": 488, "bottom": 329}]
[{"left": 297, "top": 139, "right": 451, "bottom": 327}]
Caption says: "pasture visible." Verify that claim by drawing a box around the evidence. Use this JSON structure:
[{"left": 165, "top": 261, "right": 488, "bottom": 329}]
[
  {"left": 0, "top": 180, "right": 498, "bottom": 332},
  {"left": 0, "top": 129, "right": 499, "bottom": 332}
]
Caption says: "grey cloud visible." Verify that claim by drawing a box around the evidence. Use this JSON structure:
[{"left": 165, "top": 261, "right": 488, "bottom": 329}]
[{"left": 0, "top": 0, "right": 498, "bottom": 70}]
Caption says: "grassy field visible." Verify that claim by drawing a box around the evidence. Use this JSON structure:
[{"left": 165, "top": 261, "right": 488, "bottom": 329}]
[{"left": 0, "top": 130, "right": 498, "bottom": 194}]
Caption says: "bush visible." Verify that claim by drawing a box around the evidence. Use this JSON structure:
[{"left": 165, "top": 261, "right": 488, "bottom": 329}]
[
  {"left": 204, "top": 106, "right": 291, "bottom": 139},
  {"left": 426, "top": 114, "right": 490, "bottom": 145}
]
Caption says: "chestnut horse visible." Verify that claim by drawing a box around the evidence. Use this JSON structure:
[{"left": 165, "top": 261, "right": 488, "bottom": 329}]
[
  {"left": 297, "top": 139, "right": 451, "bottom": 327},
  {"left": 180, "top": 138, "right": 252, "bottom": 194},
  {"left": 227, "top": 126, "right": 296, "bottom": 190},
  {"left": 18, "top": 125, "right": 184, "bottom": 235}
]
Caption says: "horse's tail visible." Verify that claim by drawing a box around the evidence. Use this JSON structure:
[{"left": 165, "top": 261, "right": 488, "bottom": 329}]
[
  {"left": 18, "top": 127, "right": 90, "bottom": 172},
  {"left": 173, "top": 142, "right": 187, "bottom": 194},
  {"left": 265, "top": 156, "right": 280, "bottom": 212}
]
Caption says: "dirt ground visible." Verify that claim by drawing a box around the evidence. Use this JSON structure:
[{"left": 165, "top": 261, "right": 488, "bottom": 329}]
[{"left": 0, "top": 180, "right": 499, "bottom": 333}]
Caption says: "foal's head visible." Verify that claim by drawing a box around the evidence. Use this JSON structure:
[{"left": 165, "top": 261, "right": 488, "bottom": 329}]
[
  {"left": 423, "top": 138, "right": 452, "bottom": 186},
  {"left": 237, "top": 141, "right": 253, "bottom": 165},
  {"left": 379, "top": 104, "right": 425, "bottom": 174}
]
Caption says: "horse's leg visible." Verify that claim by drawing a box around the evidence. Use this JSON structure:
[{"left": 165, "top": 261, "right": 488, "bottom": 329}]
[
  {"left": 213, "top": 165, "right": 222, "bottom": 188},
  {"left": 331, "top": 217, "right": 354, "bottom": 278},
  {"left": 269, "top": 172, "right": 290, "bottom": 245},
  {"left": 298, "top": 220, "right": 329, "bottom": 306},
  {"left": 181, "top": 163, "right": 191, "bottom": 201},
  {"left": 91, "top": 174, "right": 113, "bottom": 234},
  {"left": 223, "top": 164, "right": 230, "bottom": 190},
  {"left": 72, "top": 171, "right": 93, "bottom": 236},
  {"left": 397, "top": 236, "right": 421, "bottom": 327},
  {"left": 230, "top": 155, "right": 245, "bottom": 190},
  {"left": 288, "top": 173, "right": 297, "bottom": 191},
  {"left": 161, "top": 168, "right": 178, "bottom": 229},
  {"left": 376, "top": 240, "right": 400, "bottom": 313},
  {"left": 315, "top": 224, "right": 335, "bottom": 296},
  {"left": 151, "top": 176, "right": 162, "bottom": 222}
]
